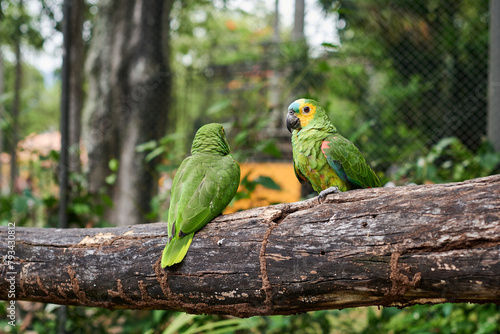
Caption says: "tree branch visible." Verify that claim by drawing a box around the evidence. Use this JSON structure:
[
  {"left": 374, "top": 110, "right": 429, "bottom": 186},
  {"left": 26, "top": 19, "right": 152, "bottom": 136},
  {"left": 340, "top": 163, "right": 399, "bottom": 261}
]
[{"left": 1, "top": 175, "right": 499, "bottom": 317}]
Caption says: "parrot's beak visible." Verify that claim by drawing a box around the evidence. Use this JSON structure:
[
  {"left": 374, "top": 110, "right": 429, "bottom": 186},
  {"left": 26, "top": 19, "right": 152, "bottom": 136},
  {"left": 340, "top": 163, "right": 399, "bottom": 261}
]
[{"left": 286, "top": 110, "right": 301, "bottom": 132}]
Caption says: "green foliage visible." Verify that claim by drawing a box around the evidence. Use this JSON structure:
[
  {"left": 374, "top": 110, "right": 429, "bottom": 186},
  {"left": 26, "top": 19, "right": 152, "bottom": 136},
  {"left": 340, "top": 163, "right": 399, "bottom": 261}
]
[
  {"left": 233, "top": 171, "right": 282, "bottom": 203},
  {"left": 0, "top": 0, "right": 44, "bottom": 48},
  {"left": 136, "top": 132, "right": 188, "bottom": 169},
  {"left": 393, "top": 137, "right": 500, "bottom": 184},
  {"left": 161, "top": 313, "right": 259, "bottom": 334},
  {"left": 168, "top": 0, "right": 284, "bottom": 162},
  {"left": 1, "top": 302, "right": 499, "bottom": 334},
  {"left": 0, "top": 149, "right": 113, "bottom": 228},
  {"left": 105, "top": 158, "right": 119, "bottom": 185},
  {"left": 1, "top": 62, "right": 60, "bottom": 152},
  {"left": 0, "top": 190, "right": 41, "bottom": 226},
  {"left": 361, "top": 304, "right": 500, "bottom": 334}
]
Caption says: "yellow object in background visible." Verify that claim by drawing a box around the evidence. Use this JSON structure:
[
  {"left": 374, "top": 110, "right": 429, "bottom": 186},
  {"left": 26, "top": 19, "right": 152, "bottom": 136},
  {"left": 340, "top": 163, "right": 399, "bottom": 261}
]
[{"left": 225, "top": 162, "right": 301, "bottom": 213}]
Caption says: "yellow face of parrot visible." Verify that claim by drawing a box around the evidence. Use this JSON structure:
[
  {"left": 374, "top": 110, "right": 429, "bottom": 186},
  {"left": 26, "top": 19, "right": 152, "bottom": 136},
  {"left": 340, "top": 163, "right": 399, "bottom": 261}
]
[{"left": 286, "top": 98, "right": 319, "bottom": 131}]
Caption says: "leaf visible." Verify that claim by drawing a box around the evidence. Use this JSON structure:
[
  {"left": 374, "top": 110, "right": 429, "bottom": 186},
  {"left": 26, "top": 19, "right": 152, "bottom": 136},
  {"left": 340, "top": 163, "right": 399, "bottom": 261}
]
[
  {"left": 239, "top": 172, "right": 255, "bottom": 191},
  {"left": 162, "top": 313, "right": 197, "bottom": 334},
  {"left": 71, "top": 203, "right": 91, "bottom": 215},
  {"left": 321, "top": 42, "right": 340, "bottom": 50},
  {"left": 183, "top": 318, "right": 253, "bottom": 334},
  {"left": 145, "top": 146, "right": 166, "bottom": 162},
  {"left": 136, "top": 140, "right": 158, "bottom": 152},
  {"left": 259, "top": 140, "right": 282, "bottom": 158},
  {"left": 13, "top": 196, "right": 29, "bottom": 214},
  {"left": 105, "top": 174, "right": 117, "bottom": 185},
  {"left": 100, "top": 194, "right": 113, "bottom": 208},
  {"left": 235, "top": 130, "right": 249, "bottom": 145},
  {"left": 108, "top": 159, "right": 119, "bottom": 172},
  {"left": 207, "top": 99, "right": 231, "bottom": 115},
  {"left": 253, "top": 176, "right": 281, "bottom": 190}
]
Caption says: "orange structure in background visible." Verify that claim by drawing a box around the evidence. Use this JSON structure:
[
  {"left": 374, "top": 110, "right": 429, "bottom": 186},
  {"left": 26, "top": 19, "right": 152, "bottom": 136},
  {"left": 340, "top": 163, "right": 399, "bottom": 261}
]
[
  {"left": 1, "top": 131, "right": 87, "bottom": 194},
  {"left": 225, "top": 162, "right": 301, "bottom": 213}
]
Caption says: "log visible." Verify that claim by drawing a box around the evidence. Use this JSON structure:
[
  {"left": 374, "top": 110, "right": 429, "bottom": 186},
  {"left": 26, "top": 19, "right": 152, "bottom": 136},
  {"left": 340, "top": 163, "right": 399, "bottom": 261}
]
[{"left": 1, "top": 175, "right": 499, "bottom": 317}]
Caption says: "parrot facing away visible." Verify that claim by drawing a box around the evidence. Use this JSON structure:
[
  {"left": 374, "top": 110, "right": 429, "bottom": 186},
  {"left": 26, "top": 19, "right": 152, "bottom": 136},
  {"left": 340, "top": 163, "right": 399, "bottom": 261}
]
[
  {"left": 286, "top": 98, "right": 380, "bottom": 199},
  {"left": 161, "top": 123, "right": 240, "bottom": 268}
]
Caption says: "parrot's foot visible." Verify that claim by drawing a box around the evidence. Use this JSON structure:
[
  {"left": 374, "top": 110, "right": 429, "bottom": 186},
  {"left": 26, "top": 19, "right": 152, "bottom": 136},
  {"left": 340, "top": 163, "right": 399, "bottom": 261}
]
[{"left": 318, "top": 186, "right": 340, "bottom": 203}]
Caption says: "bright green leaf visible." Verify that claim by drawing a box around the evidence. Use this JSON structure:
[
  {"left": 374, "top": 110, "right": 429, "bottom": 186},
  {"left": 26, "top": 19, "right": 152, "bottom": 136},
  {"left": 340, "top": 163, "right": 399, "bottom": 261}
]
[{"left": 108, "top": 158, "right": 119, "bottom": 172}]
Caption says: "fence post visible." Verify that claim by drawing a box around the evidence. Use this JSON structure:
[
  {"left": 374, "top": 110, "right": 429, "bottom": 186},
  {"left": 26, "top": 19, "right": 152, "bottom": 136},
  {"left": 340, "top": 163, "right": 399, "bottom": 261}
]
[
  {"left": 58, "top": 0, "right": 72, "bottom": 332},
  {"left": 488, "top": 0, "right": 500, "bottom": 151}
]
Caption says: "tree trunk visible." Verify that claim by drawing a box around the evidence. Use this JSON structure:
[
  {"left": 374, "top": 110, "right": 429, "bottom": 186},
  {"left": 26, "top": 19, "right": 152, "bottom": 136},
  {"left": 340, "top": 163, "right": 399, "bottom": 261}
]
[
  {"left": 68, "top": 0, "right": 85, "bottom": 175},
  {"left": 1, "top": 175, "right": 499, "bottom": 317},
  {"left": 0, "top": 49, "right": 4, "bottom": 192},
  {"left": 9, "top": 38, "right": 21, "bottom": 194},
  {"left": 269, "top": 0, "right": 282, "bottom": 130},
  {"left": 292, "top": 0, "right": 305, "bottom": 41},
  {"left": 83, "top": 0, "right": 173, "bottom": 226}
]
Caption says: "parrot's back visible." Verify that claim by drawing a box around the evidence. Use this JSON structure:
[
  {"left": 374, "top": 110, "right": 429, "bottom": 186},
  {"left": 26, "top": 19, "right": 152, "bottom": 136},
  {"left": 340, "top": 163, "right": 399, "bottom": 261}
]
[
  {"left": 161, "top": 123, "right": 240, "bottom": 268},
  {"left": 168, "top": 153, "right": 240, "bottom": 234}
]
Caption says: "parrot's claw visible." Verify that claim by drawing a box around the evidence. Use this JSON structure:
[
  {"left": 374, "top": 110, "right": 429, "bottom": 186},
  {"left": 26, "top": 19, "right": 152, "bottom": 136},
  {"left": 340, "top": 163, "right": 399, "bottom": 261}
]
[{"left": 318, "top": 186, "right": 340, "bottom": 203}]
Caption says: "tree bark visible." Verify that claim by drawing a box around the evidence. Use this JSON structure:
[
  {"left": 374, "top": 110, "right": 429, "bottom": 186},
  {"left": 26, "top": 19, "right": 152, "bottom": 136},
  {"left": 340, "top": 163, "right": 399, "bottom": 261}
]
[
  {"left": 83, "top": 0, "right": 173, "bottom": 226},
  {"left": 1, "top": 175, "right": 499, "bottom": 317},
  {"left": 0, "top": 49, "right": 4, "bottom": 191},
  {"left": 68, "top": 0, "right": 85, "bottom": 175},
  {"left": 9, "top": 36, "right": 21, "bottom": 194},
  {"left": 292, "top": 0, "right": 305, "bottom": 41}
]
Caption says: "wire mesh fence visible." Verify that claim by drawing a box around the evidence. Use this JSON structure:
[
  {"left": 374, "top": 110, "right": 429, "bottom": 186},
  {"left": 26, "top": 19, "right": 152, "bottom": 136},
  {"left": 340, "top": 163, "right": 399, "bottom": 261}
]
[
  {"left": 0, "top": 0, "right": 498, "bottom": 202},
  {"left": 169, "top": 0, "right": 494, "bottom": 174}
]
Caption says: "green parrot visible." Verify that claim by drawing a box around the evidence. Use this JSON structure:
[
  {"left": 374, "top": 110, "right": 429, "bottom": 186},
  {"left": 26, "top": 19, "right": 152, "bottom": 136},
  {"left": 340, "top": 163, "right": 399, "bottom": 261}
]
[
  {"left": 286, "top": 98, "right": 380, "bottom": 200},
  {"left": 161, "top": 123, "right": 240, "bottom": 268}
]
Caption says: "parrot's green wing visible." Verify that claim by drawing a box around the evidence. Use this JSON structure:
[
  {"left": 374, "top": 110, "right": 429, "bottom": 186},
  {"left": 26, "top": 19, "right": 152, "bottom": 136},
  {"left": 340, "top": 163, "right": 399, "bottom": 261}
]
[
  {"left": 293, "top": 160, "right": 308, "bottom": 185},
  {"left": 167, "top": 157, "right": 191, "bottom": 240},
  {"left": 162, "top": 153, "right": 240, "bottom": 267},
  {"left": 321, "top": 135, "right": 380, "bottom": 189}
]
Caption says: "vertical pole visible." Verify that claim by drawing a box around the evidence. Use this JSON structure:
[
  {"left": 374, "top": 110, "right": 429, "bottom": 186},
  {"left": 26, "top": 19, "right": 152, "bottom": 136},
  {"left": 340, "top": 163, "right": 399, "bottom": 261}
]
[
  {"left": 269, "top": 0, "right": 281, "bottom": 129},
  {"left": 10, "top": 35, "right": 21, "bottom": 193},
  {"left": 0, "top": 49, "right": 4, "bottom": 193},
  {"left": 58, "top": 0, "right": 72, "bottom": 332},
  {"left": 59, "top": 0, "right": 72, "bottom": 229},
  {"left": 293, "top": 0, "right": 305, "bottom": 41},
  {"left": 488, "top": 0, "right": 500, "bottom": 151}
]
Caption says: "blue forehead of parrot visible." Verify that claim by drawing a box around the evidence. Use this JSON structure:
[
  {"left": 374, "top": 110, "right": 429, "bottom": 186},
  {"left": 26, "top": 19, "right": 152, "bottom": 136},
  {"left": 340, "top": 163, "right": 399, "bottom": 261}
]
[{"left": 288, "top": 101, "right": 301, "bottom": 112}]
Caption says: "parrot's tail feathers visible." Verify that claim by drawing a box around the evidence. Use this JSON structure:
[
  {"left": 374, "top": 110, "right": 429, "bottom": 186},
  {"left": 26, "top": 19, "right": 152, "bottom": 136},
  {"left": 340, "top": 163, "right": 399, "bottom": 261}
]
[{"left": 161, "top": 233, "right": 194, "bottom": 268}]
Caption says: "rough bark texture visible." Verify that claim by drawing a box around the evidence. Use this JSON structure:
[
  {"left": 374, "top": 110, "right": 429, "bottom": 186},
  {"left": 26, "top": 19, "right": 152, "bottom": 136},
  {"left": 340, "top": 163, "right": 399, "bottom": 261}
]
[
  {"left": 9, "top": 37, "right": 21, "bottom": 193},
  {"left": 0, "top": 49, "right": 4, "bottom": 190},
  {"left": 1, "top": 175, "right": 499, "bottom": 317},
  {"left": 68, "top": 0, "right": 85, "bottom": 175},
  {"left": 83, "top": 0, "right": 173, "bottom": 226}
]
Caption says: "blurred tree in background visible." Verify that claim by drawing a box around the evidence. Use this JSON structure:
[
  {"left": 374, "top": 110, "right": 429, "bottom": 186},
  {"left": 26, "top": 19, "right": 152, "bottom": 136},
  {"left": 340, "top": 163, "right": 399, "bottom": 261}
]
[
  {"left": 84, "top": 0, "right": 173, "bottom": 226},
  {"left": 0, "top": 0, "right": 499, "bottom": 332},
  {"left": 0, "top": 0, "right": 44, "bottom": 193}
]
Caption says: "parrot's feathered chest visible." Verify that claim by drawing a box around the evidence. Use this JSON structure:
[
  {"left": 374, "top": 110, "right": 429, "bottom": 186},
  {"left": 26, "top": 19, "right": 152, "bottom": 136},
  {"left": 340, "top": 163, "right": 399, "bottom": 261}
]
[{"left": 292, "top": 129, "right": 348, "bottom": 192}]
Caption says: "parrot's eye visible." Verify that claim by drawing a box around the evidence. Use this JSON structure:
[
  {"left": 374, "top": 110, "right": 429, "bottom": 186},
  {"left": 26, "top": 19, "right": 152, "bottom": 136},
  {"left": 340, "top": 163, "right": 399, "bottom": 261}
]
[{"left": 303, "top": 106, "right": 310, "bottom": 114}]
